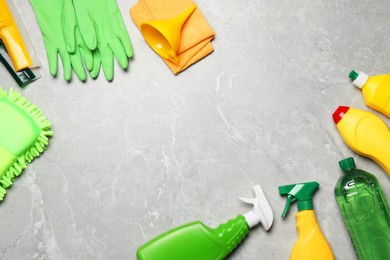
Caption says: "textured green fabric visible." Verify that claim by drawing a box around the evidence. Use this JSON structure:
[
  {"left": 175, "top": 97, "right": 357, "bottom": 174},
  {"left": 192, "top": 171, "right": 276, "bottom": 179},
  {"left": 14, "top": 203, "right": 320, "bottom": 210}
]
[
  {"left": 0, "top": 98, "right": 40, "bottom": 156},
  {"left": 0, "top": 88, "right": 52, "bottom": 201},
  {"left": 29, "top": 0, "right": 97, "bottom": 81},
  {"left": 71, "top": 0, "right": 133, "bottom": 81},
  {"left": 0, "top": 147, "right": 15, "bottom": 174}
]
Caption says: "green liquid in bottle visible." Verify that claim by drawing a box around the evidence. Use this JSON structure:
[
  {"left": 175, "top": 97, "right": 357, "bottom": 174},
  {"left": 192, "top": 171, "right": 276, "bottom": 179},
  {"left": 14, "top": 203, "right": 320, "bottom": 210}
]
[{"left": 335, "top": 158, "right": 390, "bottom": 260}]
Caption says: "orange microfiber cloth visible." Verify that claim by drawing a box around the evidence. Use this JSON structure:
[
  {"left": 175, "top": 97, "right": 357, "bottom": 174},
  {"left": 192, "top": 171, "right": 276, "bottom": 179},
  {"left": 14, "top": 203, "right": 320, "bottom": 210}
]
[{"left": 130, "top": 0, "right": 215, "bottom": 75}]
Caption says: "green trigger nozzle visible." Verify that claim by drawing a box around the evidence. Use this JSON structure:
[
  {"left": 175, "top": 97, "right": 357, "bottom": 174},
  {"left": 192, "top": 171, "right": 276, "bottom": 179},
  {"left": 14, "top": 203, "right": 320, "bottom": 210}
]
[
  {"left": 281, "top": 195, "right": 297, "bottom": 218},
  {"left": 278, "top": 181, "right": 320, "bottom": 218}
]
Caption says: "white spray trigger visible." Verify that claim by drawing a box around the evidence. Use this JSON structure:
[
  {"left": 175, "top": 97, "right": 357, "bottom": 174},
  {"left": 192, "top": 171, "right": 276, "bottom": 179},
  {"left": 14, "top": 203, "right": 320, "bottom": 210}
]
[{"left": 239, "top": 184, "right": 273, "bottom": 230}]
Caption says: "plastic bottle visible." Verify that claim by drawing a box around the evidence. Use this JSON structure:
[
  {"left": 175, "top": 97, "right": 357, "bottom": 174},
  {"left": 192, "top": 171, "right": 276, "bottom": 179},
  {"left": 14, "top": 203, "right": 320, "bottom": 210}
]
[
  {"left": 0, "top": 0, "right": 32, "bottom": 71},
  {"left": 332, "top": 106, "right": 390, "bottom": 176},
  {"left": 335, "top": 157, "right": 390, "bottom": 259},
  {"left": 349, "top": 70, "right": 390, "bottom": 118},
  {"left": 136, "top": 185, "right": 273, "bottom": 260},
  {"left": 279, "top": 181, "right": 334, "bottom": 260}
]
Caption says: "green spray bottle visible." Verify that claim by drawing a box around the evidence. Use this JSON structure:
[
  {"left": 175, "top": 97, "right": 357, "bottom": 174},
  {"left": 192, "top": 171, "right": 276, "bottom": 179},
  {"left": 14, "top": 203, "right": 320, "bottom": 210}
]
[
  {"left": 279, "top": 181, "right": 334, "bottom": 260},
  {"left": 136, "top": 185, "right": 273, "bottom": 260}
]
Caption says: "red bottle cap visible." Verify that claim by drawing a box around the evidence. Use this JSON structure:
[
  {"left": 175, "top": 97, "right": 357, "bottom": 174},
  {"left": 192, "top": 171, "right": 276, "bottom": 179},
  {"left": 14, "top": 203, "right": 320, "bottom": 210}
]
[{"left": 332, "top": 106, "right": 350, "bottom": 124}]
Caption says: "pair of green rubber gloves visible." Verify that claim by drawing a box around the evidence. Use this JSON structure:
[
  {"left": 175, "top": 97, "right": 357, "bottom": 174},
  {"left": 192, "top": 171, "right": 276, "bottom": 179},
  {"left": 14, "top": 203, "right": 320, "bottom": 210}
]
[{"left": 30, "top": 0, "right": 133, "bottom": 81}]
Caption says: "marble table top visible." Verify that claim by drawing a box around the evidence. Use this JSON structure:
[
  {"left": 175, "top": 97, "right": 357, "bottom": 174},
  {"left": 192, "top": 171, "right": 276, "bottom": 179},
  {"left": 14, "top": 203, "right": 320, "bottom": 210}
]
[{"left": 1, "top": 0, "right": 390, "bottom": 259}]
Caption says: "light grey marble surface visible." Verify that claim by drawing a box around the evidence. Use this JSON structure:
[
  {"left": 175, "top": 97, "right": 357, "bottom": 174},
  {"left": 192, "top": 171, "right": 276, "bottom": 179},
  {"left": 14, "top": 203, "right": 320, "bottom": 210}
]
[{"left": 1, "top": 0, "right": 390, "bottom": 259}]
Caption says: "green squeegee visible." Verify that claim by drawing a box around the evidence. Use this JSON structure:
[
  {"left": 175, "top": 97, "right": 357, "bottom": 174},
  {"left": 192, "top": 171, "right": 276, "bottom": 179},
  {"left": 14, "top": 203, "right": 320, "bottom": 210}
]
[{"left": 0, "top": 87, "right": 52, "bottom": 201}]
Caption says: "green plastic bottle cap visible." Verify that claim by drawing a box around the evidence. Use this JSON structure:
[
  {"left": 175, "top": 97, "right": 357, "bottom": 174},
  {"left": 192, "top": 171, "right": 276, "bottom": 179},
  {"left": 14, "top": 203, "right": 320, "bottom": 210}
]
[
  {"left": 349, "top": 70, "right": 359, "bottom": 81},
  {"left": 339, "top": 157, "right": 356, "bottom": 173},
  {"left": 349, "top": 70, "right": 369, "bottom": 89}
]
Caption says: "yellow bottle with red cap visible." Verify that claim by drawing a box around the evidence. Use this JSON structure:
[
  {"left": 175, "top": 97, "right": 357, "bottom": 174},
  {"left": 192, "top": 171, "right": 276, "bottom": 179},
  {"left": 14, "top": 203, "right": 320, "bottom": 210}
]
[
  {"left": 332, "top": 106, "right": 390, "bottom": 176},
  {"left": 349, "top": 70, "right": 390, "bottom": 118}
]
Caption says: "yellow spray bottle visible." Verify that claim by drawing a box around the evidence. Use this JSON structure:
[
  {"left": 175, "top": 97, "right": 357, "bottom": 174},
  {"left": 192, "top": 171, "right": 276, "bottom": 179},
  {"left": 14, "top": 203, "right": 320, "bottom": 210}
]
[
  {"left": 279, "top": 181, "right": 334, "bottom": 260},
  {"left": 349, "top": 70, "right": 390, "bottom": 118}
]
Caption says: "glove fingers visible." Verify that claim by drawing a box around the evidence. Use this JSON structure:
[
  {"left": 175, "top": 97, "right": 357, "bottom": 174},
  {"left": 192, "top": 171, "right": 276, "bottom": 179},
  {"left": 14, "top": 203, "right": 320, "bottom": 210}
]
[
  {"left": 80, "top": 46, "right": 93, "bottom": 72},
  {"left": 118, "top": 22, "right": 133, "bottom": 58},
  {"left": 123, "top": 38, "right": 134, "bottom": 59},
  {"left": 58, "top": 50, "right": 72, "bottom": 81},
  {"left": 110, "top": 38, "right": 128, "bottom": 70},
  {"left": 100, "top": 46, "right": 114, "bottom": 81},
  {"left": 73, "top": 6, "right": 97, "bottom": 50},
  {"left": 118, "top": 31, "right": 133, "bottom": 58},
  {"left": 44, "top": 41, "right": 59, "bottom": 77},
  {"left": 73, "top": 25, "right": 93, "bottom": 71},
  {"left": 61, "top": 0, "right": 77, "bottom": 53},
  {"left": 70, "top": 51, "right": 87, "bottom": 82},
  {"left": 111, "top": 5, "right": 133, "bottom": 58},
  {"left": 89, "top": 50, "right": 101, "bottom": 79}
]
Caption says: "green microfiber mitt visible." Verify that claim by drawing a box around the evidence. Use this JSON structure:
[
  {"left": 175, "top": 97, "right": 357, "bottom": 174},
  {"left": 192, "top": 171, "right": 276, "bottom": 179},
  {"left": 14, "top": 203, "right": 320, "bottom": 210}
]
[{"left": 0, "top": 87, "right": 52, "bottom": 201}]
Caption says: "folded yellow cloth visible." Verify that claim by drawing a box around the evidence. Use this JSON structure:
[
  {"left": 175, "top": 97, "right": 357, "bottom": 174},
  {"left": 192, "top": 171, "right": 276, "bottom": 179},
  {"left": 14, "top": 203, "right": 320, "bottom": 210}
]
[{"left": 130, "top": 0, "right": 215, "bottom": 75}]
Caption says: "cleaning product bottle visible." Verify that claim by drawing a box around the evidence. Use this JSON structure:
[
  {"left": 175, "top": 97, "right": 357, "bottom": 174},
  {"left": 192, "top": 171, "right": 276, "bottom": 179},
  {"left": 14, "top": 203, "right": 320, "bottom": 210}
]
[
  {"left": 0, "top": 0, "right": 33, "bottom": 71},
  {"left": 349, "top": 70, "right": 390, "bottom": 118},
  {"left": 136, "top": 185, "right": 273, "bottom": 260},
  {"left": 335, "top": 157, "right": 390, "bottom": 259},
  {"left": 332, "top": 106, "right": 390, "bottom": 176},
  {"left": 279, "top": 181, "right": 334, "bottom": 260}
]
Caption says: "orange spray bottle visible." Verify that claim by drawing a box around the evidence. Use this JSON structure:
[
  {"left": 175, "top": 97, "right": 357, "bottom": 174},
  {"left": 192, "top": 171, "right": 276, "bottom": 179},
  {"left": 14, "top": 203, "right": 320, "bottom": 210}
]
[
  {"left": 332, "top": 106, "right": 390, "bottom": 176},
  {"left": 279, "top": 182, "right": 334, "bottom": 260}
]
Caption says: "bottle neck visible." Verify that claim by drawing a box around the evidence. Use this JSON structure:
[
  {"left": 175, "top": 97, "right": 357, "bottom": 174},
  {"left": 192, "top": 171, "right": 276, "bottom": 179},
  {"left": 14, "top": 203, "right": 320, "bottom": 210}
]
[
  {"left": 298, "top": 200, "right": 313, "bottom": 212},
  {"left": 352, "top": 71, "right": 369, "bottom": 89},
  {"left": 342, "top": 170, "right": 352, "bottom": 175},
  {"left": 243, "top": 211, "right": 259, "bottom": 228},
  {"left": 212, "top": 215, "right": 249, "bottom": 250}
]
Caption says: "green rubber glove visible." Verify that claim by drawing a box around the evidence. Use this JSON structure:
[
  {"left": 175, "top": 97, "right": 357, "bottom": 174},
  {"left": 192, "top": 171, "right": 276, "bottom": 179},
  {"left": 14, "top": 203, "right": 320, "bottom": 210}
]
[
  {"left": 70, "top": 0, "right": 133, "bottom": 81},
  {"left": 30, "top": 0, "right": 96, "bottom": 81}
]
